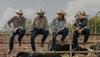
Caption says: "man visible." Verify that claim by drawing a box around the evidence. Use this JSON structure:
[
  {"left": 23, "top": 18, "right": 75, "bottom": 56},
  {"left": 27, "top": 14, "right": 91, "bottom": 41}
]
[
  {"left": 7, "top": 9, "right": 26, "bottom": 54},
  {"left": 72, "top": 11, "right": 90, "bottom": 50},
  {"left": 31, "top": 10, "right": 49, "bottom": 52},
  {"left": 50, "top": 10, "right": 69, "bottom": 51}
]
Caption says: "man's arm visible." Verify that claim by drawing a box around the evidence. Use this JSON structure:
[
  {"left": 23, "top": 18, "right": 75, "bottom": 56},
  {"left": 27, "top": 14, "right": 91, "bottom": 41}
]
[
  {"left": 44, "top": 17, "right": 49, "bottom": 30},
  {"left": 73, "top": 19, "right": 80, "bottom": 30},
  {"left": 61, "top": 19, "right": 67, "bottom": 30},
  {"left": 51, "top": 19, "right": 56, "bottom": 30},
  {"left": 83, "top": 18, "right": 88, "bottom": 27},
  {"left": 21, "top": 17, "right": 26, "bottom": 29},
  {"left": 78, "top": 19, "right": 88, "bottom": 33},
  {"left": 31, "top": 18, "right": 36, "bottom": 31},
  {"left": 7, "top": 17, "right": 14, "bottom": 29},
  {"left": 50, "top": 19, "right": 60, "bottom": 33}
]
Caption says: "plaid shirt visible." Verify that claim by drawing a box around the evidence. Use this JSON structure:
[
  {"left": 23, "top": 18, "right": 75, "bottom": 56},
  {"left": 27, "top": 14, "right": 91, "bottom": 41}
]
[
  {"left": 8, "top": 16, "right": 26, "bottom": 29},
  {"left": 51, "top": 18, "right": 67, "bottom": 30},
  {"left": 74, "top": 18, "right": 88, "bottom": 29},
  {"left": 32, "top": 16, "right": 49, "bottom": 30}
]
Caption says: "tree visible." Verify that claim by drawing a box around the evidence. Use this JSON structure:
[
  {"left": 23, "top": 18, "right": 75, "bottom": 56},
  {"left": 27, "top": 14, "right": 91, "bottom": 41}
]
[{"left": 89, "top": 16, "right": 100, "bottom": 34}]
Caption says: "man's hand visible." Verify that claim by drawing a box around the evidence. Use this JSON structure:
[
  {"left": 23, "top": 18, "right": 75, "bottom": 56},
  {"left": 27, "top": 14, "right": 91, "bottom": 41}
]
[
  {"left": 52, "top": 28, "right": 59, "bottom": 34},
  {"left": 10, "top": 28, "right": 18, "bottom": 32},
  {"left": 74, "top": 27, "right": 80, "bottom": 31},
  {"left": 18, "top": 26, "right": 23, "bottom": 30},
  {"left": 78, "top": 29, "right": 84, "bottom": 33},
  {"left": 10, "top": 28, "right": 13, "bottom": 32},
  {"left": 28, "top": 29, "right": 33, "bottom": 32}
]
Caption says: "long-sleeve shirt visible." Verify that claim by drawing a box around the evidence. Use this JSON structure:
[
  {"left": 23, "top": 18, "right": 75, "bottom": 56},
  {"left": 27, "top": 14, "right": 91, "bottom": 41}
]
[
  {"left": 74, "top": 18, "right": 88, "bottom": 29},
  {"left": 32, "top": 16, "right": 49, "bottom": 30},
  {"left": 8, "top": 16, "right": 26, "bottom": 29},
  {"left": 51, "top": 18, "right": 67, "bottom": 30}
]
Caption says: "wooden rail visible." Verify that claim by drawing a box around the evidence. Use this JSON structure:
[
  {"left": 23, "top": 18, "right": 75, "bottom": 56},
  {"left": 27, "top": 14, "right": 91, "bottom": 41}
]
[
  {"left": 0, "top": 32, "right": 100, "bottom": 35},
  {"left": 0, "top": 33, "right": 100, "bottom": 57}
]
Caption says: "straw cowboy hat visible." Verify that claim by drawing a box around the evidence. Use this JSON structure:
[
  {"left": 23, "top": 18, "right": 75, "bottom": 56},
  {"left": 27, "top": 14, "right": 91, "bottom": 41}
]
[
  {"left": 36, "top": 10, "right": 45, "bottom": 14},
  {"left": 57, "top": 10, "right": 66, "bottom": 15},
  {"left": 80, "top": 11, "right": 87, "bottom": 16},
  {"left": 75, "top": 11, "right": 81, "bottom": 17},
  {"left": 75, "top": 11, "right": 87, "bottom": 17},
  {"left": 16, "top": 9, "right": 23, "bottom": 15}
]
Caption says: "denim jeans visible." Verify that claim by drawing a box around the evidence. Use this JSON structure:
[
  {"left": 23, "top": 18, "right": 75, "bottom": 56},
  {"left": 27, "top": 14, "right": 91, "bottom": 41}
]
[
  {"left": 8, "top": 29, "right": 26, "bottom": 51},
  {"left": 31, "top": 28, "right": 49, "bottom": 51},
  {"left": 51, "top": 28, "right": 69, "bottom": 51},
  {"left": 72, "top": 28, "right": 90, "bottom": 49}
]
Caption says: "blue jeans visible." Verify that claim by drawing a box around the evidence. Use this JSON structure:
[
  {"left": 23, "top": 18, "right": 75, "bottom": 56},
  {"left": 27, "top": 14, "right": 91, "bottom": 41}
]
[
  {"left": 72, "top": 28, "right": 90, "bottom": 49},
  {"left": 31, "top": 28, "right": 49, "bottom": 51},
  {"left": 51, "top": 28, "right": 69, "bottom": 51},
  {"left": 8, "top": 29, "right": 26, "bottom": 51}
]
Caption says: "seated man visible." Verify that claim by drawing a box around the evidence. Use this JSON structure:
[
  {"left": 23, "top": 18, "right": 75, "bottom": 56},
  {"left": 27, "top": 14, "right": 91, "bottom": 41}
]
[
  {"left": 72, "top": 11, "right": 90, "bottom": 50},
  {"left": 50, "top": 10, "right": 69, "bottom": 51},
  {"left": 7, "top": 9, "right": 26, "bottom": 54},
  {"left": 31, "top": 10, "right": 49, "bottom": 52}
]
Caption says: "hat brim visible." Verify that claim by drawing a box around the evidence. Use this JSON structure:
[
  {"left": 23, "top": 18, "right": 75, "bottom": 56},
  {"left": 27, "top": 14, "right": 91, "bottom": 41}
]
[
  {"left": 16, "top": 12, "right": 23, "bottom": 15},
  {"left": 36, "top": 12, "right": 45, "bottom": 14},
  {"left": 57, "top": 13, "right": 66, "bottom": 15},
  {"left": 80, "top": 14, "right": 87, "bottom": 16}
]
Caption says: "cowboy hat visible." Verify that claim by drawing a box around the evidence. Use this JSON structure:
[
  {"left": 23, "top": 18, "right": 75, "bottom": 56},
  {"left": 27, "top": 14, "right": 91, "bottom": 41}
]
[
  {"left": 36, "top": 10, "right": 45, "bottom": 14},
  {"left": 57, "top": 10, "right": 66, "bottom": 15},
  {"left": 16, "top": 9, "right": 23, "bottom": 15},
  {"left": 79, "top": 11, "right": 87, "bottom": 16}
]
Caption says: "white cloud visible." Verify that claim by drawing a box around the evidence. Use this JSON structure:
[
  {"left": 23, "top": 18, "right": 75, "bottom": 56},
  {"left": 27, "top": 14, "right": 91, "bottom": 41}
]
[
  {"left": 0, "top": 7, "right": 16, "bottom": 30},
  {"left": 66, "top": 0, "right": 100, "bottom": 24},
  {"left": 23, "top": 9, "right": 35, "bottom": 20},
  {"left": 0, "top": 7, "right": 35, "bottom": 31},
  {"left": 0, "top": 0, "right": 100, "bottom": 30}
]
